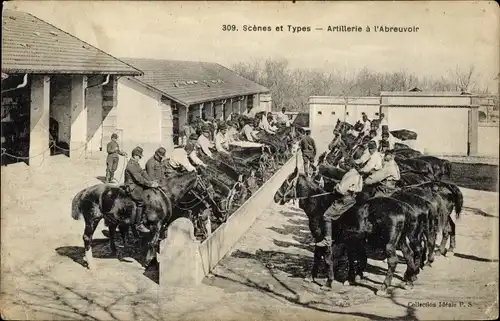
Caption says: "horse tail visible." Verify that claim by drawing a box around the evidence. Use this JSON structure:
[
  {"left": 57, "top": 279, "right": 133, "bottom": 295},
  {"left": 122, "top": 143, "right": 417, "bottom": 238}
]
[
  {"left": 71, "top": 188, "right": 86, "bottom": 220},
  {"left": 443, "top": 182, "right": 463, "bottom": 219},
  {"left": 443, "top": 160, "right": 452, "bottom": 178}
]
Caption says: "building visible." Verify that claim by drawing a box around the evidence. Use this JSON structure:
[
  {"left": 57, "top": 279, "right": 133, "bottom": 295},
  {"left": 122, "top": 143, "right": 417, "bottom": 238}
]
[
  {"left": 113, "top": 58, "right": 271, "bottom": 156},
  {"left": 1, "top": 9, "right": 142, "bottom": 166},
  {"left": 308, "top": 92, "right": 481, "bottom": 156},
  {"left": 380, "top": 91, "right": 478, "bottom": 156},
  {"left": 308, "top": 96, "right": 380, "bottom": 152}
]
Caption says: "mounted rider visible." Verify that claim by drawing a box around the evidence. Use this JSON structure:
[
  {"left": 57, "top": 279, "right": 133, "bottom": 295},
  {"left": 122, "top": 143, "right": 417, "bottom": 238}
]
[
  {"left": 124, "top": 147, "right": 159, "bottom": 234},
  {"left": 197, "top": 125, "right": 215, "bottom": 159},
  {"left": 215, "top": 122, "right": 231, "bottom": 155},
  {"left": 360, "top": 113, "right": 371, "bottom": 136},
  {"left": 358, "top": 140, "right": 383, "bottom": 177},
  {"left": 364, "top": 149, "right": 401, "bottom": 197},
  {"left": 145, "top": 147, "right": 167, "bottom": 183},
  {"left": 316, "top": 166, "right": 364, "bottom": 247},
  {"left": 225, "top": 120, "right": 239, "bottom": 144},
  {"left": 185, "top": 133, "right": 208, "bottom": 168},
  {"left": 239, "top": 118, "right": 259, "bottom": 142},
  {"left": 259, "top": 112, "right": 277, "bottom": 135},
  {"left": 276, "top": 107, "right": 291, "bottom": 127}
]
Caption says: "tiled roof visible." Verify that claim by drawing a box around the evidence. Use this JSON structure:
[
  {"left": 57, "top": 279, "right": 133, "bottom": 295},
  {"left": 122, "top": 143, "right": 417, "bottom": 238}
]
[
  {"left": 1, "top": 9, "right": 141, "bottom": 75},
  {"left": 122, "top": 58, "right": 270, "bottom": 106}
]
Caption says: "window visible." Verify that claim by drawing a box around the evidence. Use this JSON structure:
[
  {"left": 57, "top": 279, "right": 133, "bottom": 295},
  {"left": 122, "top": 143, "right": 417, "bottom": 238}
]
[
  {"left": 331, "top": 111, "right": 335, "bottom": 115},
  {"left": 346, "top": 112, "right": 349, "bottom": 115},
  {"left": 317, "top": 111, "right": 322, "bottom": 115}
]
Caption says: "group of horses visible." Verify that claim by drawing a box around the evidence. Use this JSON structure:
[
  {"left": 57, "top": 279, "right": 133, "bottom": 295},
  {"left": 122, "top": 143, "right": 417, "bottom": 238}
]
[
  {"left": 274, "top": 119, "right": 462, "bottom": 296},
  {"left": 71, "top": 114, "right": 305, "bottom": 270}
]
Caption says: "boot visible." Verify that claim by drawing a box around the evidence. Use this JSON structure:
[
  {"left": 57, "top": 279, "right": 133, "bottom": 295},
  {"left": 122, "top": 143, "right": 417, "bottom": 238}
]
[
  {"left": 316, "top": 218, "right": 333, "bottom": 247},
  {"left": 135, "top": 205, "right": 150, "bottom": 233}
]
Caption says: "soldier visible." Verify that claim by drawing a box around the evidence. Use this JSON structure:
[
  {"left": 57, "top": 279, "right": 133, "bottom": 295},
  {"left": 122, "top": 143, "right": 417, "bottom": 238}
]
[
  {"left": 124, "top": 147, "right": 159, "bottom": 234},
  {"left": 365, "top": 150, "right": 401, "bottom": 197},
  {"left": 358, "top": 140, "right": 383, "bottom": 177},
  {"left": 299, "top": 129, "right": 317, "bottom": 176},
  {"left": 197, "top": 125, "right": 215, "bottom": 158},
  {"left": 214, "top": 122, "right": 230, "bottom": 154},
  {"left": 186, "top": 133, "right": 208, "bottom": 167},
  {"left": 316, "top": 166, "right": 363, "bottom": 247},
  {"left": 105, "top": 133, "right": 127, "bottom": 183},
  {"left": 360, "top": 113, "right": 371, "bottom": 136},
  {"left": 145, "top": 147, "right": 167, "bottom": 183},
  {"left": 276, "top": 107, "right": 291, "bottom": 127}
]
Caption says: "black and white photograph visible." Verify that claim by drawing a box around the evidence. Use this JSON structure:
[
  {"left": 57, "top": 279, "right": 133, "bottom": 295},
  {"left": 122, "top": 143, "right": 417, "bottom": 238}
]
[{"left": 1, "top": 1, "right": 499, "bottom": 320}]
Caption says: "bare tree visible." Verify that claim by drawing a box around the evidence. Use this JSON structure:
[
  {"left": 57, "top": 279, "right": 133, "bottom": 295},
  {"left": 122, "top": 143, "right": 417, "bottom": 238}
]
[{"left": 447, "top": 65, "right": 480, "bottom": 92}]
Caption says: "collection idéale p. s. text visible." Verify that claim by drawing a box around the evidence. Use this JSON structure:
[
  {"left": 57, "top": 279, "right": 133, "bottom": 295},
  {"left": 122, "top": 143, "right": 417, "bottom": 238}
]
[{"left": 221, "top": 24, "right": 420, "bottom": 33}]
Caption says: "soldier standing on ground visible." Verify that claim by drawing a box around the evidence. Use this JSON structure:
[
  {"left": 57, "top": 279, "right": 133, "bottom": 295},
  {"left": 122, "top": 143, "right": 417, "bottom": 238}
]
[{"left": 106, "top": 133, "right": 127, "bottom": 183}]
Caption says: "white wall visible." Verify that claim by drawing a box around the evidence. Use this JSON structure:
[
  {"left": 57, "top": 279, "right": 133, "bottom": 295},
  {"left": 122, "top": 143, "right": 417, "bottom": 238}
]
[
  {"left": 117, "top": 77, "right": 163, "bottom": 160},
  {"left": 86, "top": 78, "right": 104, "bottom": 154},
  {"left": 387, "top": 107, "right": 469, "bottom": 156},
  {"left": 478, "top": 124, "right": 499, "bottom": 157}
]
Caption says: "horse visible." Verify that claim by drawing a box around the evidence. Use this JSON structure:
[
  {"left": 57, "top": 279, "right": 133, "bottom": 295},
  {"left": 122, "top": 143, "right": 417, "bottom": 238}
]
[
  {"left": 273, "top": 167, "right": 428, "bottom": 294},
  {"left": 396, "top": 158, "right": 436, "bottom": 180},
  {"left": 412, "top": 155, "right": 453, "bottom": 180},
  {"left": 402, "top": 181, "right": 463, "bottom": 256},
  {"left": 71, "top": 169, "right": 212, "bottom": 269}
]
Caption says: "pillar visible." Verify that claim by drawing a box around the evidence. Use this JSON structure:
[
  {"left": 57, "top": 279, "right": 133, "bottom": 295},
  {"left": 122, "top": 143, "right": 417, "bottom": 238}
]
[
  {"left": 102, "top": 76, "right": 118, "bottom": 152},
  {"left": 199, "top": 103, "right": 204, "bottom": 119},
  {"left": 70, "top": 75, "right": 88, "bottom": 159},
  {"left": 160, "top": 98, "right": 174, "bottom": 154},
  {"left": 468, "top": 106, "right": 479, "bottom": 155},
  {"left": 29, "top": 75, "right": 51, "bottom": 166}
]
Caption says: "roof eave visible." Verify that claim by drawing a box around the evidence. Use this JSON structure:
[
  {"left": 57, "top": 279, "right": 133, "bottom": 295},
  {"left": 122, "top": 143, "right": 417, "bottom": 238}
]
[
  {"left": 185, "top": 89, "right": 271, "bottom": 106},
  {"left": 1, "top": 68, "right": 143, "bottom": 76},
  {"left": 126, "top": 77, "right": 190, "bottom": 107}
]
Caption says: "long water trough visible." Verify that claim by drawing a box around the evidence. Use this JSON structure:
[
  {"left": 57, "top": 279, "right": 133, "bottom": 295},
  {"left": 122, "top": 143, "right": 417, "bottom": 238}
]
[{"left": 159, "top": 153, "right": 298, "bottom": 287}]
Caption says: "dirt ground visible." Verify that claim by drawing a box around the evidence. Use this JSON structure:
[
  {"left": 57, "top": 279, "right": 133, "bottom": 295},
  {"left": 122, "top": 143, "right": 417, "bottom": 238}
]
[{"left": 1, "top": 155, "right": 498, "bottom": 320}]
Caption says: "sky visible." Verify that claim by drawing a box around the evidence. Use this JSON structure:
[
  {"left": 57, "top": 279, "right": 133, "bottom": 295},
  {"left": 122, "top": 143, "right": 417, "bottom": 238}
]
[{"left": 4, "top": 0, "right": 500, "bottom": 92}]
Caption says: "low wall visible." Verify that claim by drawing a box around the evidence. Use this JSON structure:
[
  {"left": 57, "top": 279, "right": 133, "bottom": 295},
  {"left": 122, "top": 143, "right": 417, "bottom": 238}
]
[
  {"left": 159, "top": 154, "right": 297, "bottom": 288},
  {"left": 478, "top": 123, "right": 499, "bottom": 158}
]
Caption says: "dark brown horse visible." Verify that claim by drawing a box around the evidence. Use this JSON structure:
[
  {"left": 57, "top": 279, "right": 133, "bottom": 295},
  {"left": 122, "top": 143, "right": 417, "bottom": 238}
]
[
  {"left": 273, "top": 168, "right": 428, "bottom": 295},
  {"left": 71, "top": 170, "right": 211, "bottom": 269}
]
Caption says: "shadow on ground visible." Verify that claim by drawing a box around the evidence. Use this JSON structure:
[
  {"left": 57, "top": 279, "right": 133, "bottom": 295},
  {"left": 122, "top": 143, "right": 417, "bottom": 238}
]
[{"left": 449, "top": 162, "right": 498, "bottom": 192}]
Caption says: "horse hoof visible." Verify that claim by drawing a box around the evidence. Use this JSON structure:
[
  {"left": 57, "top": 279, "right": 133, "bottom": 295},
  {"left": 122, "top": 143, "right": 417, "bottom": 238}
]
[
  {"left": 403, "top": 282, "right": 414, "bottom": 290},
  {"left": 376, "top": 289, "right": 389, "bottom": 297}
]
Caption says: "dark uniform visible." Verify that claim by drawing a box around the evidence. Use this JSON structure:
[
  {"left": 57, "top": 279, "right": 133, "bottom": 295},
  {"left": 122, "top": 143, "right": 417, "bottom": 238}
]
[
  {"left": 106, "top": 134, "right": 126, "bottom": 182},
  {"left": 300, "top": 133, "right": 316, "bottom": 175},
  {"left": 124, "top": 147, "right": 156, "bottom": 233},
  {"left": 145, "top": 147, "right": 166, "bottom": 183}
]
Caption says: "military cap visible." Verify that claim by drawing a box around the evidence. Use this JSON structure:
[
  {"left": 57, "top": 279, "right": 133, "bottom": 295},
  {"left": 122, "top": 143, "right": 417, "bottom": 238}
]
[
  {"left": 381, "top": 125, "right": 389, "bottom": 132},
  {"left": 155, "top": 147, "right": 166, "bottom": 157},
  {"left": 218, "top": 122, "right": 227, "bottom": 131},
  {"left": 367, "top": 140, "right": 377, "bottom": 149},
  {"left": 111, "top": 133, "right": 118, "bottom": 139},
  {"left": 189, "top": 133, "right": 199, "bottom": 140},
  {"left": 131, "top": 146, "right": 144, "bottom": 157}
]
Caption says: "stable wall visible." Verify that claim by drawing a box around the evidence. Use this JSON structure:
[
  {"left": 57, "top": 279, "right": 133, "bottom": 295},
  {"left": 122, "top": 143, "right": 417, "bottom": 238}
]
[
  {"left": 116, "top": 77, "right": 163, "bottom": 159},
  {"left": 478, "top": 123, "right": 499, "bottom": 157}
]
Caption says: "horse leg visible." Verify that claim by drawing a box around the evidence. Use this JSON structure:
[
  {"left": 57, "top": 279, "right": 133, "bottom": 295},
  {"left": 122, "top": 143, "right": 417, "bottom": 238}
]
[
  {"left": 438, "top": 218, "right": 451, "bottom": 256},
  {"left": 305, "top": 246, "right": 322, "bottom": 284},
  {"left": 145, "top": 221, "right": 162, "bottom": 267},
  {"left": 426, "top": 218, "right": 438, "bottom": 266},
  {"left": 83, "top": 218, "right": 100, "bottom": 270},
  {"left": 448, "top": 218, "right": 456, "bottom": 253},
  {"left": 377, "top": 244, "right": 398, "bottom": 296},
  {"left": 322, "top": 245, "right": 334, "bottom": 290},
  {"left": 108, "top": 222, "right": 118, "bottom": 256}
]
